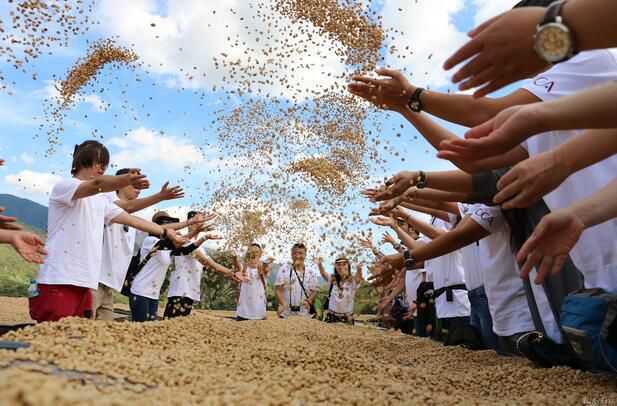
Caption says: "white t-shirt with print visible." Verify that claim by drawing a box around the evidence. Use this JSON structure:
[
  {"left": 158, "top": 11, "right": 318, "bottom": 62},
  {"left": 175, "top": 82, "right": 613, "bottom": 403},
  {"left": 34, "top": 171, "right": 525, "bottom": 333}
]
[
  {"left": 457, "top": 203, "right": 484, "bottom": 291},
  {"left": 275, "top": 263, "right": 320, "bottom": 316},
  {"left": 326, "top": 275, "right": 358, "bottom": 315},
  {"left": 236, "top": 266, "right": 267, "bottom": 320},
  {"left": 99, "top": 193, "right": 136, "bottom": 292},
  {"left": 38, "top": 179, "right": 125, "bottom": 290},
  {"left": 522, "top": 49, "right": 617, "bottom": 291},
  {"left": 426, "top": 218, "right": 470, "bottom": 319},
  {"left": 130, "top": 236, "right": 172, "bottom": 300},
  {"left": 468, "top": 204, "right": 535, "bottom": 336},
  {"left": 167, "top": 244, "right": 204, "bottom": 302}
]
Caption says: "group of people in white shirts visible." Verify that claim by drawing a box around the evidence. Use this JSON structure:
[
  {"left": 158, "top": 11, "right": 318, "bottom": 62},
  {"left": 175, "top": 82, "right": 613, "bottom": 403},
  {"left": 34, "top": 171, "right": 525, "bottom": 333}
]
[
  {"left": 346, "top": 0, "right": 617, "bottom": 371},
  {"left": 22, "top": 149, "right": 363, "bottom": 324}
]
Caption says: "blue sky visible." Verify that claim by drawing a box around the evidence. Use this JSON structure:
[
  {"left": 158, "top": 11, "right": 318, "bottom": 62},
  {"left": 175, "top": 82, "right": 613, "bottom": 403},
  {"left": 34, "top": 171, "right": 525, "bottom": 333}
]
[{"left": 0, "top": 0, "right": 520, "bottom": 260}]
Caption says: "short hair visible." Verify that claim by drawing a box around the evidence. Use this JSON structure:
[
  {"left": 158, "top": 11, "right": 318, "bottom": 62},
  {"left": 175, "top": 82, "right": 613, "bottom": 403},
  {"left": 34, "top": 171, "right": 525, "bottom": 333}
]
[
  {"left": 513, "top": 0, "right": 555, "bottom": 8},
  {"left": 250, "top": 243, "right": 262, "bottom": 250},
  {"left": 115, "top": 168, "right": 130, "bottom": 176},
  {"left": 291, "top": 243, "right": 306, "bottom": 251},
  {"left": 187, "top": 210, "right": 199, "bottom": 220},
  {"left": 71, "top": 140, "right": 110, "bottom": 175}
]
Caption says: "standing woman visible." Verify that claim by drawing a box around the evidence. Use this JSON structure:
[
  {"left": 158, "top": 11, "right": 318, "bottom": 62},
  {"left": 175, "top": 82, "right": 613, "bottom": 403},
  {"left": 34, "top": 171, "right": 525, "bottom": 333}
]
[
  {"left": 236, "top": 243, "right": 273, "bottom": 320},
  {"left": 202, "top": 243, "right": 273, "bottom": 320},
  {"left": 317, "top": 257, "right": 363, "bottom": 324}
]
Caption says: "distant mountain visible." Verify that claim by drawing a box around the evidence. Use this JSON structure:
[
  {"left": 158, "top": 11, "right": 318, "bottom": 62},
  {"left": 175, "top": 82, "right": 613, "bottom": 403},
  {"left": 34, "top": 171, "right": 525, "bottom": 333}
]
[{"left": 0, "top": 194, "right": 48, "bottom": 232}]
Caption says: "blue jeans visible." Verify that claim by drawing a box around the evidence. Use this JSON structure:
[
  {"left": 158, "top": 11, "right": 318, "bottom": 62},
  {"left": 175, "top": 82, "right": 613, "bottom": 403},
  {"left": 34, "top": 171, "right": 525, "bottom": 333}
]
[
  {"left": 129, "top": 293, "right": 159, "bottom": 322},
  {"left": 468, "top": 286, "right": 498, "bottom": 351}
]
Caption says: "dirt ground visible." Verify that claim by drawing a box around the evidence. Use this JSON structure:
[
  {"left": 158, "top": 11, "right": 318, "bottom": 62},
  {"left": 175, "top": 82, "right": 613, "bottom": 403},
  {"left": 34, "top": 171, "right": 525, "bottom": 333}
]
[{"left": 0, "top": 297, "right": 615, "bottom": 405}]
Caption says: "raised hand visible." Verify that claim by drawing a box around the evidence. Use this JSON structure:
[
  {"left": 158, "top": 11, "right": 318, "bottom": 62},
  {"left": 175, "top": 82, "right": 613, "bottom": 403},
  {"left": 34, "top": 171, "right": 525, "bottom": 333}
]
[
  {"left": 517, "top": 208, "right": 584, "bottom": 285},
  {"left": 127, "top": 169, "right": 150, "bottom": 190},
  {"left": 159, "top": 182, "right": 184, "bottom": 201},
  {"left": 10, "top": 231, "right": 47, "bottom": 264},
  {"left": 0, "top": 207, "right": 21, "bottom": 230},
  {"left": 438, "top": 105, "right": 534, "bottom": 162},
  {"left": 348, "top": 68, "right": 415, "bottom": 111},
  {"left": 370, "top": 215, "right": 396, "bottom": 228},
  {"left": 358, "top": 236, "right": 374, "bottom": 250},
  {"left": 314, "top": 256, "right": 323, "bottom": 266},
  {"left": 494, "top": 150, "right": 568, "bottom": 209},
  {"left": 203, "top": 233, "right": 223, "bottom": 240},
  {"left": 443, "top": 7, "right": 548, "bottom": 97},
  {"left": 380, "top": 232, "right": 397, "bottom": 247}
]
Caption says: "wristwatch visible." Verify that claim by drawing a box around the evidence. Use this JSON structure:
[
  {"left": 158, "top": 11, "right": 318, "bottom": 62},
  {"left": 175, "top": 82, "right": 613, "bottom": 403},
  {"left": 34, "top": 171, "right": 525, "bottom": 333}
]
[
  {"left": 415, "top": 171, "right": 427, "bottom": 189},
  {"left": 403, "top": 250, "right": 416, "bottom": 270},
  {"left": 533, "top": 0, "right": 576, "bottom": 64},
  {"left": 407, "top": 87, "right": 424, "bottom": 113}
]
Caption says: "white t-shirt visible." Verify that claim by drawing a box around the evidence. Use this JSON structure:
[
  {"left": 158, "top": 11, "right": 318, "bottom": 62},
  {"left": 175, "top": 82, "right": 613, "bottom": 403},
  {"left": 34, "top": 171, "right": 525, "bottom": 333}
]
[
  {"left": 457, "top": 203, "right": 484, "bottom": 291},
  {"left": 468, "top": 204, "right": 535, "bottom": 336},
  {"left": 99, "top": 193, "right": 136, "bottom": 292},
  {"left": 130, "top": 236, "right": 172, "bottom": 300},
  {"left": 38, "top": 179, "right": 124, "bottom": 289},
  {"left": 236, "top": 266, "right": 267, "bottom": 320},
  {"left": 426, "top": 218, "right": 470, "bottom": 319},
  {"left": 326, "top": 275, "right": 358, "bottom": 315},
  {"left": 275, "top": 263, "right": 320, "bottom": 316},
  {"left": 405, "top": 270, "right": 424, "bottom": 310},
  {"left": 167, "top": 244, "right": 204, "bottom": 302},
  {"left": 522, "top": 49, "right": 617, "bottom": 291}
]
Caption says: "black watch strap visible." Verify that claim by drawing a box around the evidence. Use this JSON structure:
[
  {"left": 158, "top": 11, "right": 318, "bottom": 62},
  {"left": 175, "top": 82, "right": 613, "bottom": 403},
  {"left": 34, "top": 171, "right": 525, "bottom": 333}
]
[
  {"left": 407, "top": 87, "right": 424, "bottom": 113},
  {"left": 541, "top": 0, "right": 566, "bottom": 25}
]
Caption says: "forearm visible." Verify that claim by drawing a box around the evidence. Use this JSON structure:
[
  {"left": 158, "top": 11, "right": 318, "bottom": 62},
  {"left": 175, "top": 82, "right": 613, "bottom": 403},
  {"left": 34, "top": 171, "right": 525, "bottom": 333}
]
[
  {"left": 424, "top": 170, "right": 474, "bottom": 193},
  {"left": 318, "top": 263, "right": 328, "bottom": 280},
  {"left": 563, "top": 0, "right": 617, "bottom": 52},
  {"left": 399, "top": 109, "right": 459, "bottom": 150},
  {"left": 392, "top": 224, "right": 425, "bottom": 250},
  {"left": 112, "top": 212, "right": 163, "bottom": 236},
  {"left": 420, "top": 91, "right": 502, "bottom": 127},
  {"left": 400, "top": 202, "right": 451, "bottom": 224},
  {"left": 412, "top": 188, "right": 472, "bottom": 204},
  {"left": 534, "top": 82, "right": 617, "bottom": 132},
  {"left": 0, "top": 230, "right": 13, "bottom": 244},
  {"left": 556, "top": 128, "right": 617, "bottom": 176},
  {"left": 571, "top": 178, "right": 617, "bottom": 229},
  {"left": 164, "top": 220, "right": 189, "bottom": 231},
  {"left": 196, "top": 252, "right": 233, "bottom": 276},
  {"left": 408, "top": 197, "right": 460, "bottom": 215},
  {"left": 275, "top": 286, "right": 286, "bottom": 306},
  {"left": 116, "top": 193, "right": 163, "bottom": 214},
  {"left": 410, "top": 219, "right": 487, "bottom": 262},
  {"left": 397, "top": 212, "right": 445, "bottom": 239}
]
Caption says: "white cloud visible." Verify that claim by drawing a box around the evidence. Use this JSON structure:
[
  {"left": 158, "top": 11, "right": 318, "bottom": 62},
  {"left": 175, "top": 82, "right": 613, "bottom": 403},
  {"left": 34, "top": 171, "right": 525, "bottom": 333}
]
[
  {"left": 19, "top": 153, "right": 34, "bottom": 165},
  {"left": 472, "top": 0, "right": 519, "bottom": 26},
  {"left": 382, "top": 0, "right": 468, "bottom": 88},
  {"left": 109, "top": 127, "right": 205, "bottom": 169},
  {"left": 97, "top": 0, "right": 349, "bottom": 100},
  {"left": 5, "top": 170, "right": 61, "bottom": 197},
  {"left": 81, "top": 94, "right": 107, "bottom": 112}
]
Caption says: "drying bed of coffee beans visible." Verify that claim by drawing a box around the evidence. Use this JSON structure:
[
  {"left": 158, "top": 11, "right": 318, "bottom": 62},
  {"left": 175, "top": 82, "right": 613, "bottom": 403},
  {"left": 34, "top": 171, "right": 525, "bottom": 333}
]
[{"left": 0, "top": 307, "right": 616, "bottom": 405}]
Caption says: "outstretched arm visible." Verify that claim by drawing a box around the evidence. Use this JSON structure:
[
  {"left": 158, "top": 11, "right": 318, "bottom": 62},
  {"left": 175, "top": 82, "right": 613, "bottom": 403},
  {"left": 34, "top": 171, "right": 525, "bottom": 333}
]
[
  {"left": 73, "top": 170, "right": 149, "bottom": 200},
  {"left": 115, "top": 182, "right": 184, "bottom": 214}
]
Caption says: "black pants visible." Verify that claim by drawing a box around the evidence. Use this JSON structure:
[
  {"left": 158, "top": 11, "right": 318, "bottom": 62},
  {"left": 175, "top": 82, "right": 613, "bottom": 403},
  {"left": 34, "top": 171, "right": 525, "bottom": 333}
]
[
  {"left": 439, "top": 316, "right": 471, "bottom": 346},
  {"left": 163, "top": 296, "right": 194, "bottom": 319},
  {"left": 415, "top": 282, "right": 437, "bottom": 338}
]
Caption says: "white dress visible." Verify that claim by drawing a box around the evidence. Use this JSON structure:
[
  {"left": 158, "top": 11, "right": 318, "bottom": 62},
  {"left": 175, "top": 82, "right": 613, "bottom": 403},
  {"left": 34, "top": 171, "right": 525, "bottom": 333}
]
[{"left": 236, "top": 267, "right": 267, "bottom": 320}]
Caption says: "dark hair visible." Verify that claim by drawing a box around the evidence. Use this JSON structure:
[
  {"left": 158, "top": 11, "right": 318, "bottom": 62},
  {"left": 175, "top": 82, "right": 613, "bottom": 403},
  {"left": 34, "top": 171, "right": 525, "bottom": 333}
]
[
  {"left": 513, "top": 0, "right": 555, "bottom": 8},
  {"left": 333, "top": 258, "right": 351, "bottom": 289},
  {"left": 250, "top": 243, "right": 262, "bottom": 250},
  {"left": 187, "top": 210, "right": 199, "bottom": 220},
  {"left": 71, "top": 140, "right": 110, "bottom": 175},
  {"left": 292, "top": 243, "right": 306, "bottom": 251}
]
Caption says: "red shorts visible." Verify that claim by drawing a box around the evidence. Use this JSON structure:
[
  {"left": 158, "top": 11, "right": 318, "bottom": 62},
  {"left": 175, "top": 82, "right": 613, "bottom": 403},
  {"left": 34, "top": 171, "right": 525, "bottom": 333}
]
[{"left": 29, "top": 284, "right": 93, "bottom": 322}]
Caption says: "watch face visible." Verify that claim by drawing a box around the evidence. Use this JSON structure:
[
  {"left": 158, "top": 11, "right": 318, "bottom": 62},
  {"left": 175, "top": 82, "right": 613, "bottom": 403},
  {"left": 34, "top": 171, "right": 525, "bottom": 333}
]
[{"left": 535, "top": 23, "right": 572, "bottom": 63}]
